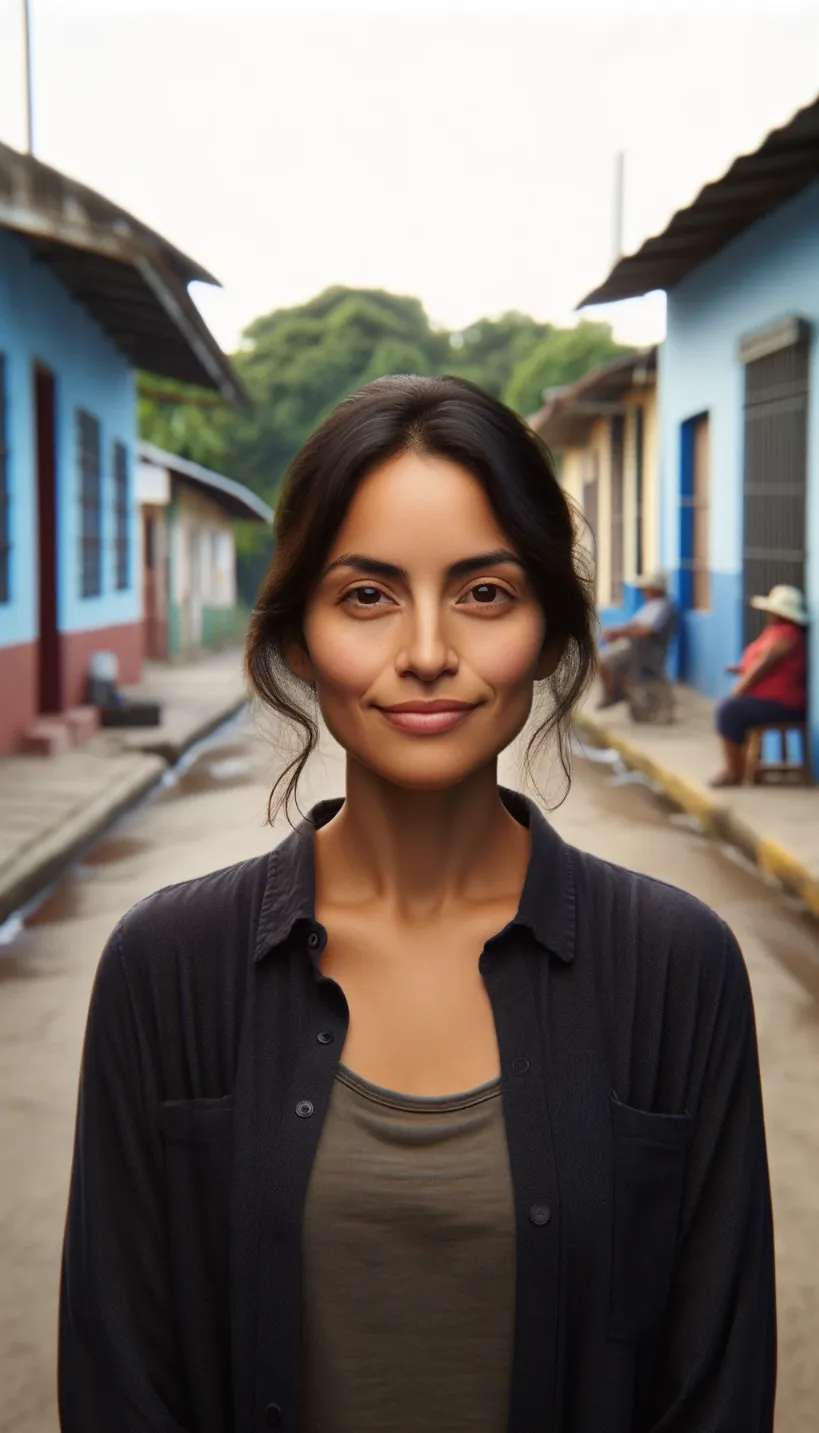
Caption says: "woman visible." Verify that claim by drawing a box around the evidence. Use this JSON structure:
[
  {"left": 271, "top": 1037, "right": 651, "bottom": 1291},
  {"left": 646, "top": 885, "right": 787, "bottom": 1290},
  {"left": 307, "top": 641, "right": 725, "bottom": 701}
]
[
  {"left": 711, "top": 584, "right": 808, "bottom": 788},
  {"left": 59, "top": 376, "right": 775, "bottom": 1433}
]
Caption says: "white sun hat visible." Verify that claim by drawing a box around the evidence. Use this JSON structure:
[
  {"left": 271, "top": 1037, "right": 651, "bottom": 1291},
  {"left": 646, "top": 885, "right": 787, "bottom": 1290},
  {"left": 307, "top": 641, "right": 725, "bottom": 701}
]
[
  {"left": 750, "top": 584, "right": 808, "bottom": 626},
  {"left": 634, "top": 571, "right": 668, "bottom": 593}
]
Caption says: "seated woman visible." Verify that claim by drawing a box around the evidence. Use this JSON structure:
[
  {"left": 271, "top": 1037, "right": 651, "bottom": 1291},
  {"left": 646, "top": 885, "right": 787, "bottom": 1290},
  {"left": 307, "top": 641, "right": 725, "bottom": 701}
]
[{"left": 711, "top": 584, "right": 808, "bottom": 788}]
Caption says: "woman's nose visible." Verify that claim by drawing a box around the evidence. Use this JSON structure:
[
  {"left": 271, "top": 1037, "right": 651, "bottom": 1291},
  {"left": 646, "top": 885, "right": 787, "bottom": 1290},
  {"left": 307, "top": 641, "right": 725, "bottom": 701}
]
[{"left": 396, "top": 606, "right": 458, "bottom": 681}]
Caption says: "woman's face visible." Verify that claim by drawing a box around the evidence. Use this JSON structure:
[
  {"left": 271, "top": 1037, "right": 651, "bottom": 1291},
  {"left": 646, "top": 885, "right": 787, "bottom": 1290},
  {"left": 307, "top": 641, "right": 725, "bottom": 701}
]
[{"left": 293, "top": 449, "right": 557, "bottom": 791}]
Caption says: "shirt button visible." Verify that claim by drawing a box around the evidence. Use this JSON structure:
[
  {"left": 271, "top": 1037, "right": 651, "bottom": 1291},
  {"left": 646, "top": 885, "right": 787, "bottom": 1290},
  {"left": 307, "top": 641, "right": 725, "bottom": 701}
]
[
  {"left": 512, "top": 1057, "right": 530, "bottom": 1076},
  {"left": 529, "top": 1203, "right": 551, "bottom": 1226},
  {"left": 264, "top": 1404, "right": 283, "bottom": 1428},
  {"left": 317, "top": 1030, "right": 334, "bottom": 1045},
  {"left": 295, "top": 1100, "right": 315, "bottom": 1118}
]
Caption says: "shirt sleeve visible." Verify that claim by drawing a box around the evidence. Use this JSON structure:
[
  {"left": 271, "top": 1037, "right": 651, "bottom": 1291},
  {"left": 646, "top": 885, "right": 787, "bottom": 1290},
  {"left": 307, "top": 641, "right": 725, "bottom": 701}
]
[
  {"left": 644, "top": 926, "right": 776, "bottom": 1430},
  {"left": 58, "top": 923, "right": 192, "bottom": 1431},
  {"left": 633, "top": 599, "right": 669, "bottom": 633}
]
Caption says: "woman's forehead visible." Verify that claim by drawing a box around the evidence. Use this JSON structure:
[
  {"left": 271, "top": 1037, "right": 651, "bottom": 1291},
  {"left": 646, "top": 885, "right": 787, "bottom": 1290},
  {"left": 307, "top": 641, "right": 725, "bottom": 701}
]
[{"left": 329, "top": 449, "right": 511, "bottom": 556}]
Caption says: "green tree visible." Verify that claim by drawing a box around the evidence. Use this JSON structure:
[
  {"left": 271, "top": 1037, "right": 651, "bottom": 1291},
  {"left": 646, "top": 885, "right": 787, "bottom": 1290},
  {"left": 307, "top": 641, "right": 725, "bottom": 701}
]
[
  {"left": 137, "top": 376, "right": 232, "bottom": 470},
  {"left": 448, "top": 311, "right": 553, "bottom": 398},
  {"left": 503, "top": 320, "right": 635, "bottom": 417}
]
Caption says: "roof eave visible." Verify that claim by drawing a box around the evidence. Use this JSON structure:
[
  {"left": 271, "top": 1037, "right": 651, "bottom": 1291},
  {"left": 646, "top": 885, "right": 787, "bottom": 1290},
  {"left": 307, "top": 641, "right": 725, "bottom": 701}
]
[
  {"left": 0, "top": 140, "right": 218, "bottom": 285},
  {"left": 576, "top": 90, "right": 819, "bottom": 308},
  {"left": 0, "top": 142, "right": 247, "bottom": 405},
  {"left": 529, "top": 348, "right": 656, "bottom": 440},
  {"left": 139, "top": 442, "right": 273, "bottom": 525}
]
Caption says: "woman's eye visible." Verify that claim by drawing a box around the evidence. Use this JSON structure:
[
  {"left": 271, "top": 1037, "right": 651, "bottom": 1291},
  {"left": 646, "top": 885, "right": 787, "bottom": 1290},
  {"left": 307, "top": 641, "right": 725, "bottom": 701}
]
[
  {"left": 344, "top": 585, "right": 386, "bottom": 608},
  {"left": 462, "top": 582, "right": 511, "bottom": 607}
]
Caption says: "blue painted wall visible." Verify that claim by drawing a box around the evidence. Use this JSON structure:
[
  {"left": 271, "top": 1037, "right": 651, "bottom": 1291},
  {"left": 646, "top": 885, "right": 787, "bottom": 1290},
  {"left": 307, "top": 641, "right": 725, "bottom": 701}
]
[
  {"left": 599, "top": 581, "right": 642, "bottom": 628},
  {"left": 0, "top": 228, "right": 139, "bottom": 650},
  {"left": 660, "top": 178, "right": 819, "bottom": 766}
]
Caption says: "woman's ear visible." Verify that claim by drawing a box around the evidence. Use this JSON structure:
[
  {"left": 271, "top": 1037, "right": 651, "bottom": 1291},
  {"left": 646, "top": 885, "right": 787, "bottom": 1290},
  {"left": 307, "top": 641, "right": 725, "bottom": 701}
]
[
  {"left": 535, "top": 635, "right": 565, "bottom": 682},
  {"left": 282, "top": 633, "right": 315, "bottom": 685}
]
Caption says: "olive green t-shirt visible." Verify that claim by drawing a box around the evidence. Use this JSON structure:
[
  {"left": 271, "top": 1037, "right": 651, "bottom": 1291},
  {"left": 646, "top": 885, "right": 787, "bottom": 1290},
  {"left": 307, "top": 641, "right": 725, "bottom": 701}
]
[{"left": 300, "top": 1064, "right": 516, "bottom": 1432}]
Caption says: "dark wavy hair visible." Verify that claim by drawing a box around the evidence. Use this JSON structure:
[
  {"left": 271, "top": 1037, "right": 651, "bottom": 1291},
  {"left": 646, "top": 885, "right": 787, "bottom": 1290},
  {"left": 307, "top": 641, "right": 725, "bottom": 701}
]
[{"left": 245, "top": 374, "right": 597, "bottom": 822}]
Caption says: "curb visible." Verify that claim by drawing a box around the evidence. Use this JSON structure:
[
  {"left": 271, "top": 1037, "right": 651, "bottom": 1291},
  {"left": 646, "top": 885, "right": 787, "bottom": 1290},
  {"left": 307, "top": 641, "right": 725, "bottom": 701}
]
[
  {"left": 0, "top": 755, "right": 165, "bottom": 927},
  {"left": 574, "top": 711, "right": 819, "bottom": 921},
  {"left": 121, "top": 696, "right": 249, "bottom": 766},
  {"left": 0, "top": 696, "right": 250, "bottom": 929}
]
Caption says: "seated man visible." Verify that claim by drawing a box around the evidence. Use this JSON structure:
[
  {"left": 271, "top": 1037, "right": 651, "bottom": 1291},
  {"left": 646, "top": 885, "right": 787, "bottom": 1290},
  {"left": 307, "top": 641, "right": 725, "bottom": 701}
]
[{"left": 597, "top": 573, "right": 676, "bottom": 710}]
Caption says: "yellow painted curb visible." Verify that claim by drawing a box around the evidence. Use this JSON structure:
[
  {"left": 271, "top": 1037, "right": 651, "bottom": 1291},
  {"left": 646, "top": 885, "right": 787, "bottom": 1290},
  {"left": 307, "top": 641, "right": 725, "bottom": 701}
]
[
  {"left": 756, "top": 838, "right": 819, "bottom": 919},
  {"left": 573, "top": 713, "right": 819, "bottom": 920}
]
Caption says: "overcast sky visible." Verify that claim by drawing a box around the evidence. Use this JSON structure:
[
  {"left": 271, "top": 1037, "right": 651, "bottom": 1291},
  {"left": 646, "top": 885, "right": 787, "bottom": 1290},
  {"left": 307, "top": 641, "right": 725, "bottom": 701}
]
[{"left": 1, "top": 0, "right": 817, "bottom": 352}]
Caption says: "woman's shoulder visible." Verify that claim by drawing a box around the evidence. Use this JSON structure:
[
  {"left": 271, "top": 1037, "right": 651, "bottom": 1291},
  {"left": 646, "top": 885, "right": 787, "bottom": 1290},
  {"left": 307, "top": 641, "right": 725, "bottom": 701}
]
[
  {"left": 101, "top": 849, "right": 276, "bottom": 1005},
  {"left": 568, "top": 844, "right": 754, "bottom": 1100},
  {"left": 570, "top": 840, "right": 746, "bottom": 989},
  {"left": 85, "top": 851, "right": 282, "bottom": 1097},
  {"left": 122, "top": 849, "right": 272, "bottom": 939}
]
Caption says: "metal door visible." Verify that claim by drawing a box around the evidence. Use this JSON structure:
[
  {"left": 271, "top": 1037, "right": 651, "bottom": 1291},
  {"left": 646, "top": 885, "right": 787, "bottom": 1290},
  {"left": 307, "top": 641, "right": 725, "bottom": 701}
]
[{"left": 742, "top": 336, "right": 808, "bottom": 642}]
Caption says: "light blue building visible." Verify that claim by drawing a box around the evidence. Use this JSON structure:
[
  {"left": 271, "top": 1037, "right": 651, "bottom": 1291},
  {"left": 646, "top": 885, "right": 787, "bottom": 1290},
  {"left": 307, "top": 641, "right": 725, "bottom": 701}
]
[
  {"left": 0, "top": 141, "right": 243, "bottom": 752},
  {"left": 581, "top": 93, "right": 819, "bottom": 768}
]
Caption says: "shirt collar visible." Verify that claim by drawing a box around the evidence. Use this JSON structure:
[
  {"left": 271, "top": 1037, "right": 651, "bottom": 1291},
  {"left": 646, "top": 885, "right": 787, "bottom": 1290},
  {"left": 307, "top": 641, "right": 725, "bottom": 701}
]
[{"left": 254, "top": 787, "right": 576, "bottom": 964}]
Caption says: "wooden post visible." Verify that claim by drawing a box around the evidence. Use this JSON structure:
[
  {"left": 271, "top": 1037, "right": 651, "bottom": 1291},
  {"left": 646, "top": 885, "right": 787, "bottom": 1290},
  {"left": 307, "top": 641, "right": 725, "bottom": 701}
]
[
  {"left": 613, "top": 150, "right": 625, "bottom": 262},
  {"left": 23, "top": 0, "right": 34, "bottom": 154}
]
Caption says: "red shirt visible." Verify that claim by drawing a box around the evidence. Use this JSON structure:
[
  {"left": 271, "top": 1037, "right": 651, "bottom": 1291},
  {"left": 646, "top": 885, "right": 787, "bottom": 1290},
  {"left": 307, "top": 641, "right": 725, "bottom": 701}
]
[{"left": 740, "top": 621, "right": 807, "bottom": 708}]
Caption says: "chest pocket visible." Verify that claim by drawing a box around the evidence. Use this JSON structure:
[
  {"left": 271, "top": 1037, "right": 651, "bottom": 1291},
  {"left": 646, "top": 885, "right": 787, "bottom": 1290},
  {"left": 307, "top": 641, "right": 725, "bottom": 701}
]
[
  {"left": 608, "top": 1090, "right": 692, "bottom": 1342},
  {"left": 159, "top": 1096, "right": 234, "bottom": 1301}
]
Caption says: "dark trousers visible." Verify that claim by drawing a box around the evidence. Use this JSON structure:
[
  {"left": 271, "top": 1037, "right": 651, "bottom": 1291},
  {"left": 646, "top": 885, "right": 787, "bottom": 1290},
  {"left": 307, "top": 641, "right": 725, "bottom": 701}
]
[{"left": 716, "top": 695, "right": 806, "bottom": 745}]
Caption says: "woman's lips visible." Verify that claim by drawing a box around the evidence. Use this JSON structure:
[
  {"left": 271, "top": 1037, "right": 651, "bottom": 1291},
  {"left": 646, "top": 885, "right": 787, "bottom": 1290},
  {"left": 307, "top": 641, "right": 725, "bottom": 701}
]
[{"left": 376, "top": 703, "right": 478, "bottom": 734}]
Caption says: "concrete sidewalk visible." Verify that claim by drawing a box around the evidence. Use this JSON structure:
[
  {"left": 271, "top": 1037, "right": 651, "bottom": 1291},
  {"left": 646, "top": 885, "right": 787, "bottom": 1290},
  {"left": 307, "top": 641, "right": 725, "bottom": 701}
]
[
  {"left": 0, "top": 649, "right": 248, "bottom": 926},
  {"left": 574, "top": 684, "right": 819, "bottom": 919}
]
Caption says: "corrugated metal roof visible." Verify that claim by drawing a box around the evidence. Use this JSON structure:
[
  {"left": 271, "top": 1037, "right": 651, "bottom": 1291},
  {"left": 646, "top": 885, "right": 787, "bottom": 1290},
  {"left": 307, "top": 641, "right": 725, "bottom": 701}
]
[
  {"left": 529, "top": 348, "right": 656, "bottom": 450},
  {"left": 0, "top": 142, "right": 247, "bottom": 406},
  {"left": 139, "top": 442, "right": 274, "bottom": 525},
  {"left": 578, "top": 92, "right": 819, "bottom": 308}
]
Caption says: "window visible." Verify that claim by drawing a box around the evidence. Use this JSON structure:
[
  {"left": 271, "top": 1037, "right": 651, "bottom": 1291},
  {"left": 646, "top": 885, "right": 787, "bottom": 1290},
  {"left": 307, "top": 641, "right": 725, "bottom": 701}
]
[
  {"left": 113, "top": 441, "right": 130, "bottom": 590},
  {"left": 680, "top": 414, "right": 710, "bottom": 611},
  {"left": 634, "top": 406, "right": 645, "bottom": 578},
  {"left": 609, "top": 415, "right": 625, "bottom": 604},
  {"left": 78, "top": 411, "right": 102, "bottom": 597},
  {"left": 0, "top": 355, "right": 9, "bottom": 604}
]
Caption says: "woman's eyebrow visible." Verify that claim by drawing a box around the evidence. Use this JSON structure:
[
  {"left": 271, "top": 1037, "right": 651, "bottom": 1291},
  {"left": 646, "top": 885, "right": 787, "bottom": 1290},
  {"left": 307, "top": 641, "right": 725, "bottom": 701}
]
[{"left": 323, "top": 549, "right": 523, "bottom": 581}]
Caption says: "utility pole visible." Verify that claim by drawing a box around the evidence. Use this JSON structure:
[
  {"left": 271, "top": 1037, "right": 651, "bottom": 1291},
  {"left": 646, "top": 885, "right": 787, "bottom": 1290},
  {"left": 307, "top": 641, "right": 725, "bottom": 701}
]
[
  {"left": 613, "top": 150, "right": 625, "bottom": 263},
  {"left": 22, "top": 0, "right": 34, "bottom": 154}
]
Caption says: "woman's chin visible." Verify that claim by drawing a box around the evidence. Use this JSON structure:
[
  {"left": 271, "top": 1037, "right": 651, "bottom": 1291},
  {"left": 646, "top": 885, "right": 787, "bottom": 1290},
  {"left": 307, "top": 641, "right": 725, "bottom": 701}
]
[{"left": 351, "top": 744, "right": 499, "bottom": 793}]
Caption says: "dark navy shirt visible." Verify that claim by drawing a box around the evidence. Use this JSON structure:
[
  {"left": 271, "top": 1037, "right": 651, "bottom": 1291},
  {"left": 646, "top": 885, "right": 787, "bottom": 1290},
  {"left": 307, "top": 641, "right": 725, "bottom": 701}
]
[{"left": 58, "top": 789, "right": 776, "bottom": 1433}]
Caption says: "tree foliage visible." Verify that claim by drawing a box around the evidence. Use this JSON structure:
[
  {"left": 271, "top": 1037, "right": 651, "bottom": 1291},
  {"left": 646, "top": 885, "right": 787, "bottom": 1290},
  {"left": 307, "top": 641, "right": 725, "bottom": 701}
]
[
  {"left": 138, "top": 287, "right": 634, "bottom": 600},
  {"left": 503, "top": 320, "right": 631, "bottom": 417}
]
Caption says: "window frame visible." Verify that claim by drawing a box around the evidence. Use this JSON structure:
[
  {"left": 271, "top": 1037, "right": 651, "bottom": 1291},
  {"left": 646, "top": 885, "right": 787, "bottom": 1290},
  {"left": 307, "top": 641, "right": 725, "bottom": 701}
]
[
  {"left": 0, "top": 355, "right": 9, "bottom": 605},
  {"left": 78, "top": 409, "right": 103, "bottom": 599},
  {"left": 113, "top": 440, "right": 130, "bottom": 592},
  {"left": 633, "top": 405, "right": 645, "bottom": 579}
]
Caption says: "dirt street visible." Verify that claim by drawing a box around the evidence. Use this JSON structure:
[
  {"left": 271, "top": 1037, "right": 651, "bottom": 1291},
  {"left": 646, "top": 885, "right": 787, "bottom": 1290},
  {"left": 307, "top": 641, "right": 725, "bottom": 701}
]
[{"left": 1, "top": 710, "right": 817, "bottom": 1431}]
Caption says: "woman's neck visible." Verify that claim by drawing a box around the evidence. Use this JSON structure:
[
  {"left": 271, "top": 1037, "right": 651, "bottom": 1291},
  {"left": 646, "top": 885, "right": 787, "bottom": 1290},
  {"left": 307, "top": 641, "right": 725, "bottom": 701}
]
[{"left": 314, "top": 760, "right": 531, "bottom": 924}]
